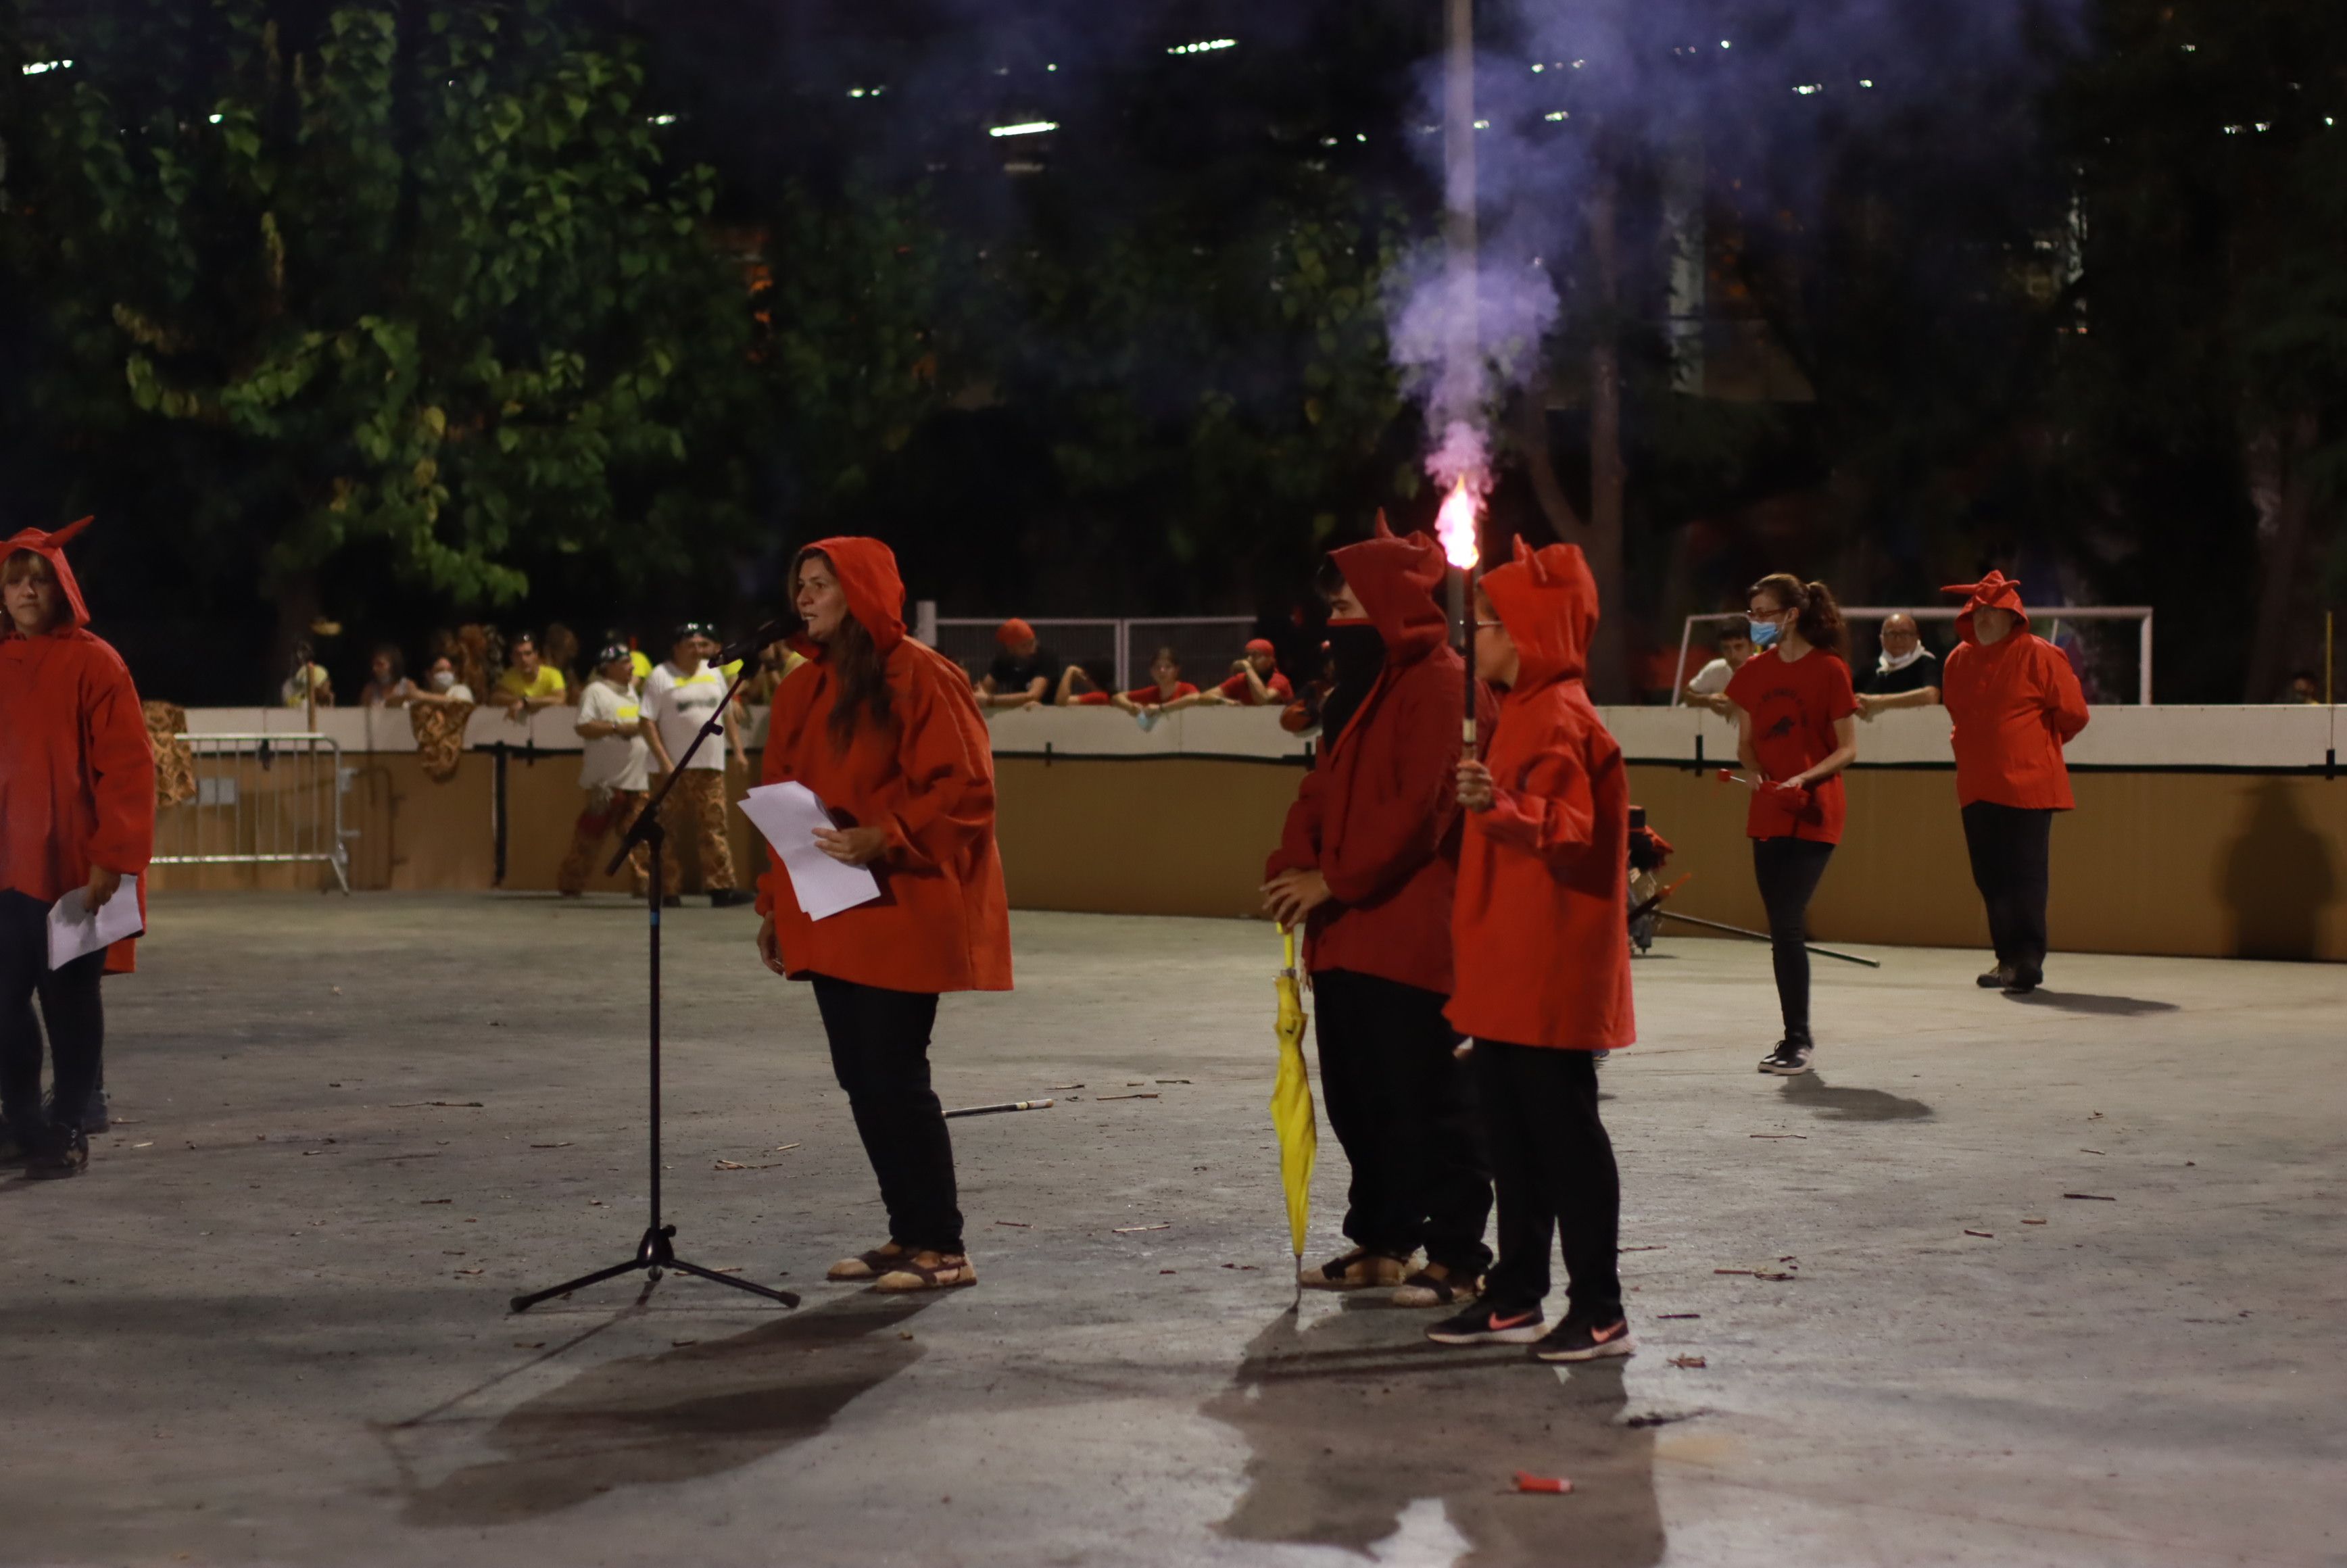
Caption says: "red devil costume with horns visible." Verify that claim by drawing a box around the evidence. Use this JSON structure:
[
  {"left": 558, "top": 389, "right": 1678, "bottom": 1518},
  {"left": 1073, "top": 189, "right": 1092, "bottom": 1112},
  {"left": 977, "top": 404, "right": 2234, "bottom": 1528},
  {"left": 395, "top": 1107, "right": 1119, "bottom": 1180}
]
[
  {"left": 1434, "top": 538, "right": 1632, "bottom": 1352},
  {"left": 1939, "top": 571, "right": 2087, "bottom": 992},
  {"left": 1, "top": 516, "right": 154, "bottom": 1171},
  {"left": 1263, "top": 516, "right": 1495, "bottom": 1298}
]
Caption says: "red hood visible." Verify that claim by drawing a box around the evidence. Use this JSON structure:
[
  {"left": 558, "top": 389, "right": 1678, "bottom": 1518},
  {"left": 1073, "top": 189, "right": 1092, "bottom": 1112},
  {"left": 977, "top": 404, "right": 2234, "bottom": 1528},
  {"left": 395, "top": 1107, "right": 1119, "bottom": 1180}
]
[
  {"left": 1481, "top": 537, "right": 1596, "bottom": 688},
  {"left": 804, "top": 535, "right": 907, "bottom": 656},
  {"left": 1328, "top": 514, "right": 1447, "bottom": 665},
  {"left": 1942, "top": 570, "right": 2029, "bottom": 646},
  {"left": 3, "top": 515, "right": 95, "bottom": 630}
]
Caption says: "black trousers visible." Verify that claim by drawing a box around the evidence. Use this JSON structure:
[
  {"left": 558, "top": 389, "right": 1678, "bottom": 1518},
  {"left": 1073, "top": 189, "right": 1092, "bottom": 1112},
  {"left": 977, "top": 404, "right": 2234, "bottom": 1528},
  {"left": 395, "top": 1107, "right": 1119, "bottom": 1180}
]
[
  {"left": 0, "top": 891, "right": 106, "bottom": 1142},
  {"left": 1312, "top": 969, "right": 1493, "bottom": 1274},
  {"left": 1752, "top": 837, "right": 1836, "bottom": 1043},
  {"left": 1962, "top": 802, "right": 2054, "bottom": 975},
  {"left": 810, "top": 976, "right": 964, "bottom": 1254},
  {"left": 1470, "top": 1041, "right": 1620, "bottom": 1322}
]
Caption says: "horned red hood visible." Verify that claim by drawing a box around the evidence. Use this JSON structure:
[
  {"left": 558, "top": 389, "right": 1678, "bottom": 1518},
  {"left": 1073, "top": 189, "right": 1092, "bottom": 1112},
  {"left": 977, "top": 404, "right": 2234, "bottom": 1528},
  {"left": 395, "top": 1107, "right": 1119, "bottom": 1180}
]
[
  {"left": 1943, "top": 570, "right": 2029, "bottom": 647},
  {"left": 1480, "top": 538, "right": 1596, "bottom": 689},
  {"left": 803, "top": 535, "right": 907, "bottom": 656},
  {"left": 2, "top": 515, "right": 95, "bottom": 631},
  {"left": 1329, "top": 514, "right": 1447, "bottom": 665}
]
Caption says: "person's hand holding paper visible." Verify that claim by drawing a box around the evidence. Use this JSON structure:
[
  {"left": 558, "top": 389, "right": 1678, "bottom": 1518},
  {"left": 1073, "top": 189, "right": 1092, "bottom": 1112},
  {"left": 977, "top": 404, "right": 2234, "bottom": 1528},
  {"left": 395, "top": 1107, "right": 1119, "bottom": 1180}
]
[
  {"left": 48, "top": 873, "right": 144, "bottom": 969},
  {"left": 739, "top": 783, "right": 882, "bottom": 921}
]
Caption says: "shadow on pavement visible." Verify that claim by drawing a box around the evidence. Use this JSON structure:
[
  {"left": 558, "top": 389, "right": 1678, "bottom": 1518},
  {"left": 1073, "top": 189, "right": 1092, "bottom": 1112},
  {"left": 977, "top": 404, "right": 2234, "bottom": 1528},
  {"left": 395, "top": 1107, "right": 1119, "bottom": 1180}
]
[
  {"left": 1781, "top": 1073, "right": 1932, "bottom": 1122},
  {"left": 2005, "top": 991, "right": 2179, "bottom": 1017},
  {"left": 1202, "top": 1306, "right": 1665, "bottom": 1567},
  {"left": 400, "top": 1294, "right": 927, "bottom": 1525}
]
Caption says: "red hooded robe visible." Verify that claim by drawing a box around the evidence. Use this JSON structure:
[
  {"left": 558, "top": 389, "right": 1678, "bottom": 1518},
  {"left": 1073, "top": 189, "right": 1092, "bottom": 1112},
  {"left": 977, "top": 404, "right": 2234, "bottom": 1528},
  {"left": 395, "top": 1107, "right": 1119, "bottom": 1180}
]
[
  {"left": 1447, "top": 541, "right": 1633, "bottom": 1052},
  {"left": 1265, "top": 521, "right": 1486, "bottom": 996},
  {"left": 1939, "top": 572, "right": 2089, "bottom": 811},
  {"left": 0, "top": 518, "right": 155, "bottom": 973},
  {"left": 756, "top": 537, "right": 1012, "bottom": 994}
]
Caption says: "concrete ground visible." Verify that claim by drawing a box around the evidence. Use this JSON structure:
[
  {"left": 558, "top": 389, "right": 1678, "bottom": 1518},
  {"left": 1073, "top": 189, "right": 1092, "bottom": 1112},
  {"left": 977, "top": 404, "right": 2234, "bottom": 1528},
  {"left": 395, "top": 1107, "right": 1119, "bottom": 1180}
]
[{"left": 1, "top": 894, "right": 2338, "bottom": 1567}]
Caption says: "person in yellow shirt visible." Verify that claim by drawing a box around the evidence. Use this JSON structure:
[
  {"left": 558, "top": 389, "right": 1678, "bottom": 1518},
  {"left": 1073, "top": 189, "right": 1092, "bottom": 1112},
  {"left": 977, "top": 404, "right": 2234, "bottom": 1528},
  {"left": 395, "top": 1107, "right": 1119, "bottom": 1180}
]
[{"left": 490, "top": 631, "right": 570, "bottom": 716}]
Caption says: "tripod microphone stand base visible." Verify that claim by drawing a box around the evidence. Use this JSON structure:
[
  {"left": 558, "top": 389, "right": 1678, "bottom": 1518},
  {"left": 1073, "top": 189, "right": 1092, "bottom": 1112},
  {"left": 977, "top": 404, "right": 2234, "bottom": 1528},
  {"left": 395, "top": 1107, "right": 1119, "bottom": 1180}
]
[{"left": 511, "top": 1225, "right": 802, "bottom": 1315}]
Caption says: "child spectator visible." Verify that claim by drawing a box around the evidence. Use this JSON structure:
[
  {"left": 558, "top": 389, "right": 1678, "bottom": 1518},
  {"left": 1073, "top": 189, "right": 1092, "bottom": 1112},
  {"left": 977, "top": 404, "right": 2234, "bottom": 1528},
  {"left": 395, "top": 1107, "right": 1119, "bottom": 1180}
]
[
  {"left": 1430, "top": 541, "right": 1636, "bottom": 1363},
  {"left": 0, "top": 518, "right": 156, "bottom": 1178},
  {"left": 1062, "top": 647, "right": 1203, "bottom": 714},
  {"left": 1682, "top": 624, "right": 1753, "bottom": 716},
  {"left": 1205, "top": 639, "right": 1294, "bottom": 706}
]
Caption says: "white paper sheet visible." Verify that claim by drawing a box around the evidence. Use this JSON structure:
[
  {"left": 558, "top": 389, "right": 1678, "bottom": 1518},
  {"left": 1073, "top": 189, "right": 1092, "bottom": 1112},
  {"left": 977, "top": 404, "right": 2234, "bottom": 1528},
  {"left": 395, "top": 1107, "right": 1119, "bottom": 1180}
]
[
  {"left": 737, "top": 783, "right": 882, "bottom": 922},
  {"left": 47, "top": 876, "right": 144, "bottom": 970}
]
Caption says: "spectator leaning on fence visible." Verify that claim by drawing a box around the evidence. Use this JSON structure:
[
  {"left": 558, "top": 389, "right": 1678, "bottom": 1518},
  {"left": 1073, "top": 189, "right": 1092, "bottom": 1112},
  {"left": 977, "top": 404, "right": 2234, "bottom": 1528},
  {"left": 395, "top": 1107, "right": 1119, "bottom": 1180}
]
[
  {"left": 1854, "top": 614, "right": 1943, "bottom": 718},
  {"left": 978, "top": 618, "right": 1061, "bottom": 710},
  {"left": 1061, "top": 647, "right": 1205, "bottom": 714},
  {"left": 559, "top": 643, "right": 654, "bottom": 898},
  {"left": 491, "top": 631, "right": 569, "bottom": 716},
  {"left": 642, "top": 622, "right": 752, "bottom": 908},
  {"left": 0, "top": 518, "right": 156, "bottom": 1179},
  {"left": 1681, "top": 624, "right": 1753, "bottom": 716},
  {"left": 409, "top": 655, "right": 474, "bottom": 705},
  {"left": 1206, "top": 639, "right": 1294, "bottom": 707},
  {"left": 359, "top": 645, "right": 416, "bottom": 707}
]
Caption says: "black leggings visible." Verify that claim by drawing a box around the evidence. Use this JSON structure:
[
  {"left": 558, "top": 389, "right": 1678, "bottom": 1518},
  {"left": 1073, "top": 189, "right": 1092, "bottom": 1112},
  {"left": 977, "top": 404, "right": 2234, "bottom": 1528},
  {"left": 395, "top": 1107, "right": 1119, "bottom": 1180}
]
[
  {"left": 1752, "top": 837, "right": 1836, "bottom": 1043},
  {"left": 0, "top": 891, "right": 106, "bottom": 1141},
  {"left": 810, "top": 976, "right": 964, "bottom": 1254}
]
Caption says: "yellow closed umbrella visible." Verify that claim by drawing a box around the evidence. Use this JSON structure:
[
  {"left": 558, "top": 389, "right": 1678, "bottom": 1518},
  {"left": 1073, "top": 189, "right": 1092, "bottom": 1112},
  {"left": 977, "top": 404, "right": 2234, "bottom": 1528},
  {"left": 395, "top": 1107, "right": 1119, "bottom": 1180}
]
[{"left": 1270, "top": 926, "right": 1319, "bottom": 1302}]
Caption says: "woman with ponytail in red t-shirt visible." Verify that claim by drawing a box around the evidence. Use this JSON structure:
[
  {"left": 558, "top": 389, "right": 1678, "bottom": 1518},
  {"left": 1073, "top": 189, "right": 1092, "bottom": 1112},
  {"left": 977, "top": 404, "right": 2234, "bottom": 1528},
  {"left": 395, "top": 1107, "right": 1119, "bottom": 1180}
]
[{"left": 1723, "top": 574, "right": 1858, "bottom": 1077}]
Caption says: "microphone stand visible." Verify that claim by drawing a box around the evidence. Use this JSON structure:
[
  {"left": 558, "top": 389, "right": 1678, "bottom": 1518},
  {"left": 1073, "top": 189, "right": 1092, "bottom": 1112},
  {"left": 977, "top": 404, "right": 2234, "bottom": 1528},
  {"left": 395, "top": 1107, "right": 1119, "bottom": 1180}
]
[{"left": 511, "top": 656, "right": 798, "bottom": 1313}]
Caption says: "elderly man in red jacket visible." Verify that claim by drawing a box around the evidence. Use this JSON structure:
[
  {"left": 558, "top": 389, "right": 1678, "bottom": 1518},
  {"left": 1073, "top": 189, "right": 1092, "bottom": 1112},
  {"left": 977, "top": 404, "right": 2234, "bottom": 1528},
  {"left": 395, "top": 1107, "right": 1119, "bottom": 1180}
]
[
  {"left": 1, "top": 518, "right": 155, "bottom": 1178},
  {"left": 1941, "top": 572, "right": 2089, "bottom": 995},
  {"left": 1261, "top": 520, "right": 1493, "bottom": 1309}
]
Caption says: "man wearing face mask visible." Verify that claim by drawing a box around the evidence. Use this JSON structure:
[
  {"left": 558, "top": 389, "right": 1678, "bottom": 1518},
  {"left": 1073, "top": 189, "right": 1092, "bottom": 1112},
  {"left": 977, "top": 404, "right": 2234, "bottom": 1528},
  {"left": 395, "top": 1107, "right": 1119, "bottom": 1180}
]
[{"left": 1260, "top": 517, "right": 1495, "bottom": 1308}]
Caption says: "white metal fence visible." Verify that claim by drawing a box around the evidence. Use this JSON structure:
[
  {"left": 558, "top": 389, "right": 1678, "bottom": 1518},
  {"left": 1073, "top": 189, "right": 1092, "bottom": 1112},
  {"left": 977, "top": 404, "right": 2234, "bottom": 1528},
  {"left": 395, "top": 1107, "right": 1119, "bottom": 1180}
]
[
  {"left": 1673, "top": 607, "right": 2156, "bottom": 706},
  {"left": 929, "top": 615, "right": 1261, "bottom": 695},
  {"left": 149, "top": 733, "right": 354, "bottom": 892}
]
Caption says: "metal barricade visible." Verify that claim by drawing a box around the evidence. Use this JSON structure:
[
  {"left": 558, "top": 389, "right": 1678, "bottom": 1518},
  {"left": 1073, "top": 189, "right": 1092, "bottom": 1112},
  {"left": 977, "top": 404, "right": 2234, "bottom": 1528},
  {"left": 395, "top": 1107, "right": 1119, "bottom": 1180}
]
[
  {"left": 150, "top": 733, "right": 354, "bottom": 893},
  {"left": 933, "top": 617, "right": 1126, "bottom": 690},
  {"left": 1124, "top": 617, "right": 1259, "bottom": 695}
]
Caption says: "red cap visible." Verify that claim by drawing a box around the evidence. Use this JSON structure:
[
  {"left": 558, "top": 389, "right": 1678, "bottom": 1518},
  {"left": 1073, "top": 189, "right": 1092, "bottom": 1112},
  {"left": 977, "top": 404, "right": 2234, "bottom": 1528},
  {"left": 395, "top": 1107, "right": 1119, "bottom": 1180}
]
[
  {"left": 996, "top": 618, "right": 1035, "bottom": 647},
  {"left": 1244, "top": 637, "right": 1276, "bottom": 658}
]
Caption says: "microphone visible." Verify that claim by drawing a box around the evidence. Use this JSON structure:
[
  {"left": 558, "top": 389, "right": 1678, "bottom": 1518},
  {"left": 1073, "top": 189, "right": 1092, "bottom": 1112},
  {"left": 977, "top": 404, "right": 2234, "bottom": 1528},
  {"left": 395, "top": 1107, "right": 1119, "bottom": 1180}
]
[{"left": 714, "top": 620, "right": 792, "bottom": 667}]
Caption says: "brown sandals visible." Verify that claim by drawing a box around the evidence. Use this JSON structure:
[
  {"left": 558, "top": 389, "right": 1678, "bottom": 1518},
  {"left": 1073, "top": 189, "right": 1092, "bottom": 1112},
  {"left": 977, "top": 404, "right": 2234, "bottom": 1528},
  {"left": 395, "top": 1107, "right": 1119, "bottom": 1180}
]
[
  {"left": 872, "top": 1250, "right": 977, "bottom": 1292},
  {"left": 827, "top": 1242, "right": 910, "bottom": 1281}
]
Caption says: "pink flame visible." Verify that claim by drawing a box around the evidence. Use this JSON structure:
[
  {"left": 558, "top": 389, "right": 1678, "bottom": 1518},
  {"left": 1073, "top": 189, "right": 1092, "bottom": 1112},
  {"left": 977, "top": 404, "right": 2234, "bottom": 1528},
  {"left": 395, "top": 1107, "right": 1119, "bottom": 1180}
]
[{"left": 1435, "top": 476, "right": 1480, "bottom": 570}]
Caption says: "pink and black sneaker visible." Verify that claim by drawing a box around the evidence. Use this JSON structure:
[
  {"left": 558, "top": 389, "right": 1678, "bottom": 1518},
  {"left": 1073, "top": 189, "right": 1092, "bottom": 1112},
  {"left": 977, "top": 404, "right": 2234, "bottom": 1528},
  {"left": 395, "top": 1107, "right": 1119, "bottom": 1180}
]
[
  {"left": 1532, "top": 1316, "right": 1635, "bottom": 1363},
  {"left": 1426, "top": 1301, "right": 1546, "bottom": 1346}
]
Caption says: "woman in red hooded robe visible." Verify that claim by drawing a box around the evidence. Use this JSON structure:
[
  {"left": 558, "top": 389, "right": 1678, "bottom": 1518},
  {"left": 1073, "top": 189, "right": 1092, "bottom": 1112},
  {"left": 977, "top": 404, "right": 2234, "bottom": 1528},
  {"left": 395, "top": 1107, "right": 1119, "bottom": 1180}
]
[
  {"left": 0, "top": 518, "right": 155, "bottom": 1177},
  {"left": 755, "top": 538, "right": 1011, "bottom": 1292},
  {"left": 1939, "top": 572, "right": 2088, "bottom": 994},
  {"left": 1431, "top": 540, "right": 1636, "bottom": 1363},
  {"left": 1260, "top": 520, "right": 1493, "bottom": 1308}
]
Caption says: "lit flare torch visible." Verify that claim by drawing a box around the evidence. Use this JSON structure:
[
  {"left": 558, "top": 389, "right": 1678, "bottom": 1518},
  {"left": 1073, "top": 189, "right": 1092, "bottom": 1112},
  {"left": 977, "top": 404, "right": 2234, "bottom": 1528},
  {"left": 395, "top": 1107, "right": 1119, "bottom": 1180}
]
[{"left": 1436, "top": 475, "right": 1482, "bottom": 756}]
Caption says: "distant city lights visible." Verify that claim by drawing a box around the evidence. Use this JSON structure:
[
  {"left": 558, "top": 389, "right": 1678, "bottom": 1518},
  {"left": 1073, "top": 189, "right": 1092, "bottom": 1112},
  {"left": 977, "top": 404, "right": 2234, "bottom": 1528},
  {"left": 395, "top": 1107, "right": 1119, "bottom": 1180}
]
[
  {"left": 989, "top": 121, "right": 1059, "bottom": 138},
  {"left": 1793, "top": 84, "right": 1824, "bottom": 96},
  {"left": 21, "top": 59, "right": 72, "bottom": 74},
  {"left": 1167, "top": 39, "right": 1236, "bottom": 56},
  {"left": 847, "top": 87, "right": 886, "bottom": 99}
]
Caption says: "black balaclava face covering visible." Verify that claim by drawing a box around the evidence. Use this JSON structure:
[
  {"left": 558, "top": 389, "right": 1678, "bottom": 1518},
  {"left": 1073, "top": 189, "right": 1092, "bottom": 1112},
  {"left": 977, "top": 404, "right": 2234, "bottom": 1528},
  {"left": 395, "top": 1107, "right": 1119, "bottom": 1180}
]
[{"left": 1319, "top": 621, "right": 1386, "bottom": 744}]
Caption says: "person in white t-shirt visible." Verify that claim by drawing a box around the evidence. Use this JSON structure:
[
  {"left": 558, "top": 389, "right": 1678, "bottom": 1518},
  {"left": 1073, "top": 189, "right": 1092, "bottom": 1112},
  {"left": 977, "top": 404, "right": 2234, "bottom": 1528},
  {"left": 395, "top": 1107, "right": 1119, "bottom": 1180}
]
[
  {"left": 558, "top": 644, "right": 654, "bottom": 898},
  {"left": 1682, "top": 624, "right": 1754, "bottom": 716},
  {"left": 641, "top": 622, "right": 751, "bottom": 906}
]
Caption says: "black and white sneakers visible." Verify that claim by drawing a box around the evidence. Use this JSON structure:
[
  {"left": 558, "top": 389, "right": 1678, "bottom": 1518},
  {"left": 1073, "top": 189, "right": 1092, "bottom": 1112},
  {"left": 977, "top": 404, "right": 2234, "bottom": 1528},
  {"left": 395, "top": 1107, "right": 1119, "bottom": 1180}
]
[{"left": 1757, "top": 1038, "right": 1814, "bottom": 1075}]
